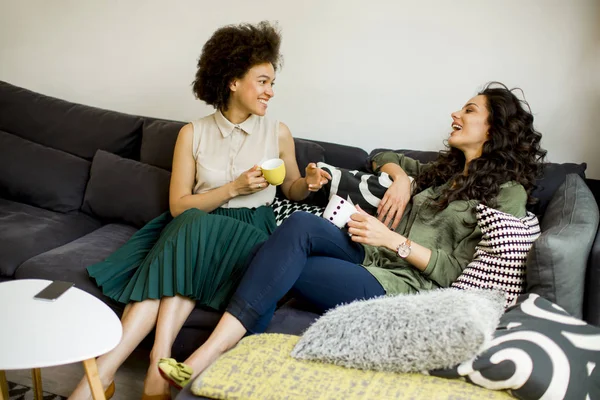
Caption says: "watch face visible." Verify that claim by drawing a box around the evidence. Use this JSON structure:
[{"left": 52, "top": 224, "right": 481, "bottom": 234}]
[{"left": 397, "top": 243, "right": 410, "bottom": 258}]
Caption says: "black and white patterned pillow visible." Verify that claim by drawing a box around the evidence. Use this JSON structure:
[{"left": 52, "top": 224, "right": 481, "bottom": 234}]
[
  {"left": 316, "top": 161, "right": 398, "bottom": 215},
  {"left": 430, "top": 293, "right": 600, "bottom": 400},
  {"left": 451, "top": 203, "right": 540, "bottom": 308},
  {"left": 271, "top": 197, "right": 324, "bottom": 226}
]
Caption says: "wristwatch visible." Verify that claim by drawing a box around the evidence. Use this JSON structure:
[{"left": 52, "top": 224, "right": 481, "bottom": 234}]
[{"left": 396, "top": 239, "right": 412, "bottom": 259}]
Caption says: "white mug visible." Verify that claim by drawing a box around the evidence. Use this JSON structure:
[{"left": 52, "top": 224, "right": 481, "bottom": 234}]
[{"left": 322, "top": 195, "right": 357, "bottom": 229}]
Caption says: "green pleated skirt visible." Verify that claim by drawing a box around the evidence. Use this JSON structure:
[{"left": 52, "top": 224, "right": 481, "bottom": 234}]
[{"left": 87, "top": 206, "right": 276, "bottom": 311}]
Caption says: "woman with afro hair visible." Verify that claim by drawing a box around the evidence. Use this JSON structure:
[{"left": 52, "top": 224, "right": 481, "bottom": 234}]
[
  {"left": 69, "top": 21, "right": 330, "bottom": 400},
  {"left": 155, "top": 82, "right": 547, "bottom": 389}
]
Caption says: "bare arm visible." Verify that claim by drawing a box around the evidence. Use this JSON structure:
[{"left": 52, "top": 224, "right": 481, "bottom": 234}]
[
  {"left": 277, "top": 122, "right": 331, "bottom": 201},
  {"left": 169, "top": 124, "right": 267, "bottom": 217}
]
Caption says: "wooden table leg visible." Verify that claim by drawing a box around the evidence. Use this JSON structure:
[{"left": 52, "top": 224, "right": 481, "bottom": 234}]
[
  {"left": 82, "top": 358, "right": 106, "bottom": 400},
  {"left": 32, "top": 368, "right": 43, "bottom": 400},
  {"left": 0, "top": 370, "right": 9, "bottom": 400}
]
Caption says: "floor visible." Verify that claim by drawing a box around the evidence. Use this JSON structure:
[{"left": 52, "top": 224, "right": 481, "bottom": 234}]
[{"left": 4, "top": 347, "right": 176, "bottom": 399}]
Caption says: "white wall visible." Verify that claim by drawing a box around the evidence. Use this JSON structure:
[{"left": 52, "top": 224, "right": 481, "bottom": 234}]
[{"left": 1, "top": 0, "right": 599, "bottom": 177}]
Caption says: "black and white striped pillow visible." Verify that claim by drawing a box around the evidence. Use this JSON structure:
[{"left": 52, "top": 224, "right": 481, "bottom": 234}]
[
  {"left": 271, "top": 197, "right": 324, "bottom": 226},
  {"left": 451, "top": 203, "right": 540, "bottom": 307},
  {"left": 316, "top": 161, "right": 394, "bottom": 216}
]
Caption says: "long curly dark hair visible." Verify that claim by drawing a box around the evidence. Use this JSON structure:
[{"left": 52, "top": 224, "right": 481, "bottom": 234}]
[
  {"left": 414, "top": 82, "right": 546, "bottom": 209},
  {"left": 192, "top": 21, "right": 282, "bottom": 111}
]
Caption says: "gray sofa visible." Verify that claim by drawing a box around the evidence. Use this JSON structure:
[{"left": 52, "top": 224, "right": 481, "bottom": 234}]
[
  {"left": 1, "top": 80, "right": 599, "bottom": 399},
  {"left": 0, "top": 80, "right": 370, "bottom": 357}
]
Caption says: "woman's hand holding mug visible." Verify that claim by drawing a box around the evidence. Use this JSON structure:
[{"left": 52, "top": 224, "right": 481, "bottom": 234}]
[{"left": 232, "top": 165, "right": 268, "bottom": 196}]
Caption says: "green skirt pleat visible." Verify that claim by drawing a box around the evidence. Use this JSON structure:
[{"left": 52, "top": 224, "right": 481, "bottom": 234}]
[{"left": 87, "top": 206, "right": 276, "bottom": 311}]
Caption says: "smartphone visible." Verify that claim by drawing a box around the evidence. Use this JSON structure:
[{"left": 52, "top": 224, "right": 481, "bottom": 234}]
[{"left": 33, "top": 280, "right": 74, "bottom": 302}]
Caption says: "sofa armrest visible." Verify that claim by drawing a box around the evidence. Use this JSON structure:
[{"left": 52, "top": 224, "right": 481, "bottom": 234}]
[{"left": 585, "top": 226, "right": 600, "bottom": 326}]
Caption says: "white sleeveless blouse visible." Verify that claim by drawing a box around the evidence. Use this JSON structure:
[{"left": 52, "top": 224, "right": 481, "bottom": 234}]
[{"left": 191, "top": 111, "right": 279, "bottom": 209}]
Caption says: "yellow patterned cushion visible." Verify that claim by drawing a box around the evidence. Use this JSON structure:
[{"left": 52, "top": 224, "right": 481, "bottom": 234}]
[{"left": 191, "top": 334, "right": 513, "bottom": 400}]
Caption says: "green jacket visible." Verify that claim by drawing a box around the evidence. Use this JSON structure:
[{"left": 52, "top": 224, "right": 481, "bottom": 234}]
[{"left": 362, "top": 151, "right": 527, "bottom": 295}]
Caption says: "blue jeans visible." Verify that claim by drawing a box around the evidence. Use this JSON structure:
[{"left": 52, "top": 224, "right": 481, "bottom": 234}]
[{"left": 226, "top": 211, "right": 386, "bottom": 333}]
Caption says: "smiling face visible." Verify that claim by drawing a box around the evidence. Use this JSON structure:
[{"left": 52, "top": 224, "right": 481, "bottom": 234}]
[
  {"left": 448, "top": 94, "right": 490, "bottom": 161},
  {"left": 227, "top": 62, "right": 275, "bottom": 120}
]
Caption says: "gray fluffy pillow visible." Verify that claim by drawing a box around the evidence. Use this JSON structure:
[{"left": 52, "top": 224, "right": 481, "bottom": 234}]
[{"left": 291, "top": 288, "right": 505, "bottom": 373}]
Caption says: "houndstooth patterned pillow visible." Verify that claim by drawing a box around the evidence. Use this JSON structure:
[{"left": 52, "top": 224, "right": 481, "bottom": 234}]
[
  {"left": 451, "top": 203, "right": 540, "bottom": 308},
  {"left": 271, "top": 197, "right": 324, "bottom": 226}
]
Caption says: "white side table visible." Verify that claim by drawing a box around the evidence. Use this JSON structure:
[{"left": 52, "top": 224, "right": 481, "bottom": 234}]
[{"left": 0, "top": 279, "right": 122, "bottom": 400}]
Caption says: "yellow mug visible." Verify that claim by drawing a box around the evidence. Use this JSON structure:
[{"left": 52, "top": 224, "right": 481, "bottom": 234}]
[{"left": 261, "top": 158, "right": 286, "bottom": 186}]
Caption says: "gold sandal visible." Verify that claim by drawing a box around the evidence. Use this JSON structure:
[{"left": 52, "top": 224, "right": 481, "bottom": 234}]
[
  {"left": 105, "top": 381, "right": 115, "bottom": 399},
  {"left": 157, "top": 358, "right": 193, "bottom": 390}
]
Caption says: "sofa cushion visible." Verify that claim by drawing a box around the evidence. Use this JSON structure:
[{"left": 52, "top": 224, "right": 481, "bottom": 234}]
[
  {"left": 586, "top": 227, "right": 600, "bottom": 326},
  {"left": 265, "top": 299, "right": 321, "bottom": 335},
  {"left": 526, "top": 174, "right": 600, "bottom": 319},
  {"left": 291, "top": 289, "right": 505, "bottom": 373},
  {"left": 0, "top": 81, "right": 143, "bottom": 160},
  {"left": 528, "top": 162, "right": 587, "bottom": 217},
  {"left": 82, "top": 150, "right": 171, "bottom": 228},
  {"left": 0, "top": 130, "right": 91, "bottom": 212},
  {"left": 140, "top": 119, "right": 185, "bottom": 170},
  {"left": 14, "top": 223, "right": 137, "bottom": 306},
  {"left": 451, "top": 204, "right": 540, "bottom": 308},
  {"left": 190, "top": 334, "right": 513, "bottom": 400},
  {"left": 0, "top": 199, "right": 101, "bottom": 277},
  {"left": 431, "top": 293, "right": 600, "bottom": 400},
  {"left": 369, "top": 148, "right": 438, "bottom": 168},
  {"left": 293, "top": 138, "right": 326, "bottom": 175},
  {"left": 311, "top": 139, "right": 369, "bottom": 172}
]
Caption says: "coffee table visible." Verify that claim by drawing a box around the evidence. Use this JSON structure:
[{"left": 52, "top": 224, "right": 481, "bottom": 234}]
[{"left": 0, "top": 279, "right": 122, "bottom": 400}]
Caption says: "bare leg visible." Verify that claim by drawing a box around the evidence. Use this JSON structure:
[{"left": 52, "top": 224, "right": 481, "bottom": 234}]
[
  {"left": 143, "top": 295, "right": 196, "bottom": 396},
  {"left": 68, "top": 300, "right": 160, "bottom": 400},
  {"left": 182, "top": 312, "right": 247, "bottom": 380}
]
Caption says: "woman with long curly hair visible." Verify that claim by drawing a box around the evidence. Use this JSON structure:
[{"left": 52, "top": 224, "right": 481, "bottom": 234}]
[
  {"left": 68, "top": 21, "right": 330, "bottom": 400},
  {"left": 157, "top": 82, "right": 546, "bottom": 388}
]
